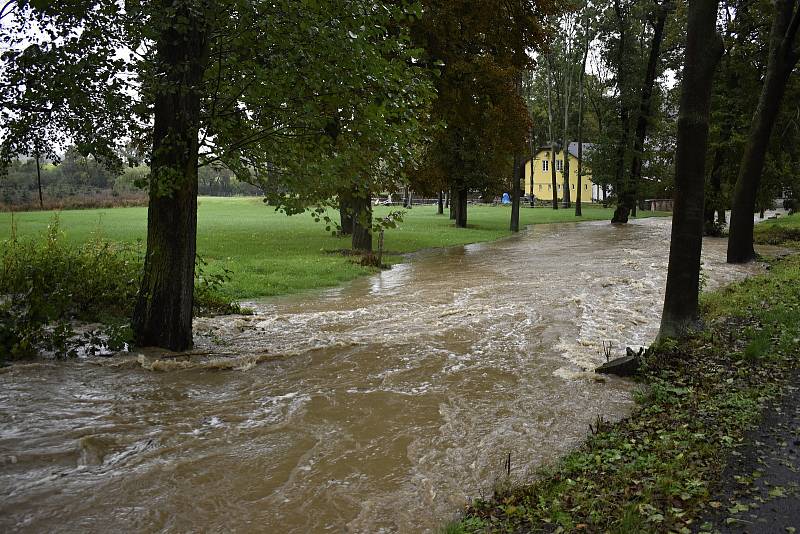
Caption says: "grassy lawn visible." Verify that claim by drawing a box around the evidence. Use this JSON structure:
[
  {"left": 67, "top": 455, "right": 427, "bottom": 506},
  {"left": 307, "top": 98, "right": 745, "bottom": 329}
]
[
  {"left": 753, "top": 211, "right": 800, "bottom": 248},
  {"left": 0, "top": 197, "right": 667, "bottom": 299}
]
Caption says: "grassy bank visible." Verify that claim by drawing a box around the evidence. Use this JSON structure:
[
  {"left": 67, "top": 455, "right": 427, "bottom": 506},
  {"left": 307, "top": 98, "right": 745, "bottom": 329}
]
[
  {"left": 0, "top": 197, "right": 667, "bottom": 299},
  {"left": 450, "top": 215, "right": 800, "bottom": 533},
  {"left": 753, "top": 212, "right": 800, "bottom": 248}
]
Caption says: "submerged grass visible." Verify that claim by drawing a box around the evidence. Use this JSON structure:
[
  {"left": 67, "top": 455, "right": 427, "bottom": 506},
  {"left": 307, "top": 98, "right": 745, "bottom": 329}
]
[
  {"left": 0, "top": 197, "right": 668, "bottom": 299},
  {"left": 450, "top": 219, "right": 800, "bottom": 533}
]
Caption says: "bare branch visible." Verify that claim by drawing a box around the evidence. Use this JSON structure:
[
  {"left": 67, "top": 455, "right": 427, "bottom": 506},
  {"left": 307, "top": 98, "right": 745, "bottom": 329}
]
[
  {"left": 0, "top": 0, "right": 16, "bottom": 21},
  {"left": 786, "top": 0, "right": 800, "bottom": 45}
]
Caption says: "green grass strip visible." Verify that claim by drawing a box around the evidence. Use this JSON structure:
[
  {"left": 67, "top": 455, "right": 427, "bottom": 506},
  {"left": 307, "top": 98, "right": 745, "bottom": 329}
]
[{"left": 0, "top": 197, "right": 667, "bottom": 300}]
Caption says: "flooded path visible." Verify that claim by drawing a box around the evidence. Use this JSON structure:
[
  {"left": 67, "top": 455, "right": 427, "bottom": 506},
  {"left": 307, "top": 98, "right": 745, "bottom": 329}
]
[{"left": 0, "top": 217, "right": 766, "bottom": 533}]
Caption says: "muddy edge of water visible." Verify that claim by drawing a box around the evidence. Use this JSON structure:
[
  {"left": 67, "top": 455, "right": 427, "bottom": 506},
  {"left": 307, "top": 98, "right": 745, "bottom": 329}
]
[{"left": 0, "top": 217, "right": 775, "bottom": 533}]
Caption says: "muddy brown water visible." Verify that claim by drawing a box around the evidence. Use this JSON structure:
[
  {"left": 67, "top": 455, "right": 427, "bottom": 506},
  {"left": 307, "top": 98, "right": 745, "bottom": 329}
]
[{"left": 0, "top": 217, "right": 768, "bottom": 533}]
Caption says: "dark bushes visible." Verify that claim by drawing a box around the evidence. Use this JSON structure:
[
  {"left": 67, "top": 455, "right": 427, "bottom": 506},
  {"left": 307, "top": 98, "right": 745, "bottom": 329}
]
[{"left": 0, "top": 216, "right": 241, "bottom": 360}]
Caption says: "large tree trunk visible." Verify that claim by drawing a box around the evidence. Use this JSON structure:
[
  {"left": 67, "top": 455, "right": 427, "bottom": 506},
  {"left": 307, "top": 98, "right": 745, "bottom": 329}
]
[
  {"left": 611, "top": 0, "right": 632, "bottom": 224},
  {"left": 510, "top": 154, "right": 521, "bottom": 231},
  {"left": 727, "top": 0, "right": 799, "bottom": 263},
  {"left": 339, "top": 190, "right": 353, "bottom": 235},
  {"left": 449, "top": 187, "right": 456, "bottom": 219},
  {"left": 455, "top": 186, "right": 468, "bottom": 227},
  {"left": 132, "top": 1, "right": 211, "bottom": 351},
  {"left": 351, "top": 190, "right": 373, "bottom": 252},
  {"left": 437, "top": 190, "right": 444, "bottom": 214},
  {"left": 629, "top": 2, "right": 668, "bottom": 223},
  {"left": 659, "top": 0, "right": 723, "bottom": 339}
]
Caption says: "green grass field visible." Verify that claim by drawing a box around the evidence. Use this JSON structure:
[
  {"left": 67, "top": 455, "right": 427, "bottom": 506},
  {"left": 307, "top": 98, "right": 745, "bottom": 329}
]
[
  {"left": 753, "top": 212, "right": 800, "bottom": 247},
  {"left": 0, "top": 197, "right": 668, "bottom": 299}
]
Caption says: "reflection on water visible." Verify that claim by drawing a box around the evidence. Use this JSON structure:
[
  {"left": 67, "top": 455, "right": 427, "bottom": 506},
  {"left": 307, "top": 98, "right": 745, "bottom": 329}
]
[{"left": 0, "top": 217, "right": 766, "bottom": 533}]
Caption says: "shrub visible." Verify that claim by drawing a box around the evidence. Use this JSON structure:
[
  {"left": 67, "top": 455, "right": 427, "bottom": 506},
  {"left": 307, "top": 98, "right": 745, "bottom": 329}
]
[{"left": 0, "top": 215, "right": 242, "bottom": 360}]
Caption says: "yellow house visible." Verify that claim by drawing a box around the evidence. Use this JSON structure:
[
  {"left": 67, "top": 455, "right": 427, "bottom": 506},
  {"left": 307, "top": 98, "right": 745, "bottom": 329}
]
[{"left": 524, "top": 142, "right": 597, "bottom": 202}]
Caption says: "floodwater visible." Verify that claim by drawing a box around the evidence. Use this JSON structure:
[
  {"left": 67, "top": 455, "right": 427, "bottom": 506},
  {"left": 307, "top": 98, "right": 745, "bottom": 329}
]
[{"left": 0, "top": 217, "right": 767, "bottom": 533}]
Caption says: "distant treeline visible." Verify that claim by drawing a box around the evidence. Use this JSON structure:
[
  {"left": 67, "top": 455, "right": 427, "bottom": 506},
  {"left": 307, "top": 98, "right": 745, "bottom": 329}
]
[{"left": 1, "top": 146, "right": 262, "bottom": 211}]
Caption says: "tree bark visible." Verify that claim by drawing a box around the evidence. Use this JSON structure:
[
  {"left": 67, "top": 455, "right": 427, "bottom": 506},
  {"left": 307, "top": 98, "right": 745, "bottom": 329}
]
[
  {"left": 339, "top": 189, "right": 353, "bottom": 235},
  {"left": 132, "top": 1, "right": 212, "bottom": 351},
  {"left": 576, "top": 21, "right": 590, "bottom": 218},
  {"left": 629, "top": 2, "right": 669, "bottom": 222},
  {"left": 546, "top": 60, "right": 559, "bottom": 210},
  {"left": 510, "top": 154, "right": 521, "bottom": 231},
  {"left": 550, "top": 143, "right": 558, "bottom": 209},
  {"left": 576, "top": 143, "right": 583, "bottom": 217},
  {"left": 455, "top": 186, "right": 468, "bottom": 227},
  {"left": 449, "top": 187, "right": 456, "bottom": 219},
  {"left": 659, "top": 0, "right": 723, "bottom": 339},
  {"left": 727, "top": 0, "right": 800, "bottom": 263},
  {"left": 705, "top": 147, "right": 725, "bottom": 234},
  {"left": 562, "top": 61, "right": 572, "bottom": 209},
  {"left": 529, "top": 130, "right": 535, "bottom": 204},
  {"left": 437, "top": 190, "right": 444, "bottom": 214},
  {"left": 611, "top": 0, "right": 632, "bottom": 224},
  {"left": 35, "top": 154, "right": 43, "bottom": 209},
  {"left": 351, "top": 190, "right": 372, "bottom": 252}
]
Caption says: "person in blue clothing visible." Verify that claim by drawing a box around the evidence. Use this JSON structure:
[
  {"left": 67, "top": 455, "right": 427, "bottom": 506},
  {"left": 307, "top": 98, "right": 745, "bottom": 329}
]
[{"left": 501, "top": 192, "right": 510, "bottom": 204}]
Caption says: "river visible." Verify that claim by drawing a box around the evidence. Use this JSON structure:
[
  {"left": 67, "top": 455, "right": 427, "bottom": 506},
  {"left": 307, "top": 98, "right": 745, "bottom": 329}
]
[{"left": 0, "top": 216, "right": 767, "bottom": 532}]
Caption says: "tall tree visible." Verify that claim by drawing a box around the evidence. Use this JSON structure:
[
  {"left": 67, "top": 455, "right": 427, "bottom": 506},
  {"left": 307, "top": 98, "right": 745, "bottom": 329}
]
[
  {"left": 132, "top": 0, "right": 212, "bottom": 349},
  {"left": 610, "top": 0, "right": 670, "bottom": 223},
  {"left": 559, "top": 15, "right": 578, "bottom": 209},
  {"left": 511, "top": 77, "right": 523, "bottom": 232},
  {"left": 726, "top": 0, "right": 800, "bottom": 263},
  {"left": 627, "top": 1, "right": 670, "bottom": 219},
  {"left": 609, "top": 0, "right": 634, "bottom": 223},
  {"left": 2, "top": 0, "right": 432, "bottom": 350},
  {"left": 659, "top": 0, "right": 723, "bottom": 339},
  {"left": 411, "top": 0, "right": 551, "bottom": 227},
  {"left": 546, "top": 60, "right": 560, "bottom": 209},
  {"left": 575, "top": 16, "right": 591, "bottom": 217}
]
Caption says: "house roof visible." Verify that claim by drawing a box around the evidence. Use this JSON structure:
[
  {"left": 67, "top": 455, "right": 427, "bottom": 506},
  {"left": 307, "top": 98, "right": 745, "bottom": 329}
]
[
  {"left": 528, "top": 142, "right": 594, "bottom": 162},
  {"left": 567, "top": 142, "right": 594, "bottom": 158}
]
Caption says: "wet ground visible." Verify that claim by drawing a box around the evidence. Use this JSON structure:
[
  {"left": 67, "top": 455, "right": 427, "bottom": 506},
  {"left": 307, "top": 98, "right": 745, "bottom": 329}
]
[
  {"left": 0, "top": 217, "right": 770, "bottom": 533},
  {"left": 697, "top": 379, "right": 800, "bottom": 533}
]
